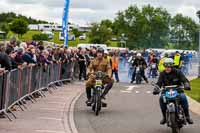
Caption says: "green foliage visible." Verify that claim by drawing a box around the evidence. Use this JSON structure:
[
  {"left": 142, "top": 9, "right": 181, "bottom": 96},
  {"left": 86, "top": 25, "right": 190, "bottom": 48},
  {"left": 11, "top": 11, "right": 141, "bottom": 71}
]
[
  {"left": 101, "top": 19, "right": 113, "bottom": 28},
  {"left": 32, "top": 33, "right": 49, "bottom": 41},
  {"left": 10, "top": 18, "right": 29, "bottom": 37},
  {"left": 170, "top": 14, "right": 199, "bottom": 50},
  {"left": 113, "top": 5, "right": 171, "bottom": 49},
  {"left": 0, "top": 23, "right": 9, "bottom": 34},
  {"left": 72, "top": 28, "right": 81, "bottom": 37},
  {"left": 89, "top": 23, "right": 112, "bottom": 44},
  {"left": 0, "top": 12, "right": 48, "bottom": 25}
]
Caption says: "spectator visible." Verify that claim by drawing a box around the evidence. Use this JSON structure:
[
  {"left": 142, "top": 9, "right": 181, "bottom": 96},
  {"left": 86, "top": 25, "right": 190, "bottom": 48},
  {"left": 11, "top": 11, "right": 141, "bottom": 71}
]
[
  {"left": 78, "top": 49, "right": 86, "bottom": 80},
  {"left": 0, "top": 43, "right": 12, "bottom": 70},
  {"left": 22, "top": 45, "right": 37, "bottom": 64},
  {"left": 111, "top": 53, "right": 119, "bottom": 82},
  {"left": 6, "top": 37, "right": 17, "bottom": 54},
  {"left": 8, "top": 50, "right": 18, "bottom": 69}
]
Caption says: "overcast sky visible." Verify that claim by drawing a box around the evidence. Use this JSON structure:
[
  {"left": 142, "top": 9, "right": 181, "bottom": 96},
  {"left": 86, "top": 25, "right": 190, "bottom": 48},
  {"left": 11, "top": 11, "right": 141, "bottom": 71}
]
[{"left": 0, "top": 0, "right": 200, "bottom": 25}]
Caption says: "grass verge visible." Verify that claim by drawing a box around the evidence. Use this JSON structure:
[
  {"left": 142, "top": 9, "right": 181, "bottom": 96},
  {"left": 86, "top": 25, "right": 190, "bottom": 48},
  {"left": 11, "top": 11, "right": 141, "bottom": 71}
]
[{"left": 186, "top": 78, "right": 200, "bottom": 103}]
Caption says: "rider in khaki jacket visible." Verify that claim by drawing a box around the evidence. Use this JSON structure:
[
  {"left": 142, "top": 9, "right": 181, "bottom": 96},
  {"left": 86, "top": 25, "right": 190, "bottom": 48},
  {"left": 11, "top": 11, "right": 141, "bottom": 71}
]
[{"left": 85, "top": 48, "right": 114, "bottom": 105}]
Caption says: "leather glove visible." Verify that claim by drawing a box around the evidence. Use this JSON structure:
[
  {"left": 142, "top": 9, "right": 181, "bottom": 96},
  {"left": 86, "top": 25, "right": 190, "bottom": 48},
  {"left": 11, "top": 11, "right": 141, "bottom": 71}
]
[
  {"left": 153, "top": 87, "right": 160, "bottom": 95},
  {"left": 184, "top": 82, "right": 191, "bottom": 91}
]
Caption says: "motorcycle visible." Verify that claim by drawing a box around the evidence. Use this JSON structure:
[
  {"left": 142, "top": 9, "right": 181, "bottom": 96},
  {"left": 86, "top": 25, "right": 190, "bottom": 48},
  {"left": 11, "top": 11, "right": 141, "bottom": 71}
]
[
  {"left": 90, "top": 71, "right": 107, "bottom": 116},
  {"left": 152, "top": 83, "right": 187, "bottom": 133},
  {"left": 135, "top": 66, "right": 142, "bottom": 84}
]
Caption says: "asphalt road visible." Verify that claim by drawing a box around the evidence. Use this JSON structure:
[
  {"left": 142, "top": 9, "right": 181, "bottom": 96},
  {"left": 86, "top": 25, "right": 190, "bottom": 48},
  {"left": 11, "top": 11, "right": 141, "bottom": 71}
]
[{"left": 74, "top": 83, "right": 200, "bottom": 133}]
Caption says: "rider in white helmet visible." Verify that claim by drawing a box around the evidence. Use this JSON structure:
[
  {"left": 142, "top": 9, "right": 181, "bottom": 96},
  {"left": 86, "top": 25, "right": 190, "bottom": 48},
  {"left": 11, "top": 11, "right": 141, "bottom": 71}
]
[
  {"left": 130, "top": 52, "right": 148, "bottom": 84},
  {"left": 153, "top": 58, "right": 193, "bottom": 125}
]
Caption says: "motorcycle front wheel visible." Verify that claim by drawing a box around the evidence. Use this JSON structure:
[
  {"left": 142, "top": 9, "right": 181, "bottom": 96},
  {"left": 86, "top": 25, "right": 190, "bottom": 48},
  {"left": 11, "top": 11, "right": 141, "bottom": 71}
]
[
  {"left": 170, "top": 113, "right": 180, "bottom": 133},
  {"left": 95, "top": 90, "right": 101, "bottom": 116}
]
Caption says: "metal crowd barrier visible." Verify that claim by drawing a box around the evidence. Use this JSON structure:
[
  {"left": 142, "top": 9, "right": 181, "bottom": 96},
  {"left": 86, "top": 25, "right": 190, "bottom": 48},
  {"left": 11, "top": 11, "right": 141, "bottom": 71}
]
[{"left": 0, "top": 62, "right": 74, "bottom": 121}]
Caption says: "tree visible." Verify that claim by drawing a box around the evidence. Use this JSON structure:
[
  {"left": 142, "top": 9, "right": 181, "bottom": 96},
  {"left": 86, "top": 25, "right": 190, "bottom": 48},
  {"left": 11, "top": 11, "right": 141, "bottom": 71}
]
[
  {"left": 10, "top": 18, "right": 29, "bottom": 37},
  {"left": 89, "top": 23, "right": 112, "bottom": 44},
  {"left": 113, "top": 5, "right": 171, "bottom": 49},
  {"left": 101, "top": 19, "right": 113, "bottom": 28},
  {"left": 170, "top": 14, "right": 199, "bottom": 49},
  {"left": 72, "top": 28, "right": 81, "bottom": 37},
  {"left": 0, "top": 23, "right": 9, "bottom": 35}
]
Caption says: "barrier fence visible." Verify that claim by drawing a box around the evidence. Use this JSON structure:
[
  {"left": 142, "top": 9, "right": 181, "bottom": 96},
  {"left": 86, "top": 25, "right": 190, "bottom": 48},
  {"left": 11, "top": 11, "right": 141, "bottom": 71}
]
[{"left": 0, "top": 62, "right": 74, "bottom": 121}]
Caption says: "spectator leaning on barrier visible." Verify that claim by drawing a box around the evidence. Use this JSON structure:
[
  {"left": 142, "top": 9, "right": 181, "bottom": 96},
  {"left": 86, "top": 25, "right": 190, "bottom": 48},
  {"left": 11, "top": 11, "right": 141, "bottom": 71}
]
[
  {"left": 6, "top": 37, "right": 17, "bottom": 53},
  {"left": 0, "top": 43, "right": 12, "bottom": 71},
  {"left": 7, "top": 49, "right": 18, "bottom": 70},
  {"left": 22, "top": 45, "right": 37, "bottom": 65}
]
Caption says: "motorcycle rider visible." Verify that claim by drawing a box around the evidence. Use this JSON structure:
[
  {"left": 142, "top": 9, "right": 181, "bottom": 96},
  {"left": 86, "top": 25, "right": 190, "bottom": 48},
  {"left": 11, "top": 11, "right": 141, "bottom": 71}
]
[
  {"left": 153, "top": 58, "right": 193, "bottom": 125},
  {"left": 85, "top": 48, "right": 114, "bottom": 106},
  {"left": 130, "top": 53, "right": 148, "bottom": 84}
]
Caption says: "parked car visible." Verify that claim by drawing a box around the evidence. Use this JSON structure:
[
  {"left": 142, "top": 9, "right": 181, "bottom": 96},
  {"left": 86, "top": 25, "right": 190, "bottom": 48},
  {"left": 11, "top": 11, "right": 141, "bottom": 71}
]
[
  {"left": 42, "top": 31, "right": 54, "bottom": 39},
  {"left": 79, "top": 34, "right": 87, "bottom": 40}
]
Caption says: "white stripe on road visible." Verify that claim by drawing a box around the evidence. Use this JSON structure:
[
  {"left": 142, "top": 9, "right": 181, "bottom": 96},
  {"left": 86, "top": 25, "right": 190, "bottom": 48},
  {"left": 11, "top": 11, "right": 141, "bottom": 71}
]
[
  {"left": 135, "top": 91, "right": 140, "bottom": 94},
  {"left": 40, "top": 108, "right": 64, "bottom": 112},
  {"left": 120, "top": 90, "right": 132, "bottom": 93},
  {"left": 146, "top": 91, "right": 152, "bottom": 94},
  {"left": 47, "top": 102, "right": 65, "bottom": 105},
  {"left": 37, "top": 117, "right": 62, "bottom": 121},
  {"left": 35, "top": 130, "right": 65, "bottom": 133},
  {"left": 125, "top": 85, "right": 138, "bottom": 91}
]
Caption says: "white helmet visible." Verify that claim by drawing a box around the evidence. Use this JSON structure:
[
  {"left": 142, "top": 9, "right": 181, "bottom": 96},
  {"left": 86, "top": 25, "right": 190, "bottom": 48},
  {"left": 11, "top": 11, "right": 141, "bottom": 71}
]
[
  {"left": 164, "top": 58, "right": 174, "bottom": 67},
  {"left": 137, "top": 53, "right": 142, "bottom": 57}
]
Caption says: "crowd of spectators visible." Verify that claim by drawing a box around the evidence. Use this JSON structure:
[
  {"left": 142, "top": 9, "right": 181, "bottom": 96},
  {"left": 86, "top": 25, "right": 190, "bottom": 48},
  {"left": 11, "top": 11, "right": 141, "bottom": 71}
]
[{"left": 0, "top": 37, "right": 122, "bottom": 82}]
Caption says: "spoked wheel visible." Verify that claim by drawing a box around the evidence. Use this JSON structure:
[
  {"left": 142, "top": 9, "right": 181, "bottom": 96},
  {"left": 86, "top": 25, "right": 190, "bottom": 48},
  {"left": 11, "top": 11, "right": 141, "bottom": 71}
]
[
  {"left": 95, "top": 91, "right": 101, "bottom": 116},
  {"left": 136, "top": 75, "right": 141, "bottom": 84},
  {"left": 170, "top": 113, "right": 180, "bottom": 133}
]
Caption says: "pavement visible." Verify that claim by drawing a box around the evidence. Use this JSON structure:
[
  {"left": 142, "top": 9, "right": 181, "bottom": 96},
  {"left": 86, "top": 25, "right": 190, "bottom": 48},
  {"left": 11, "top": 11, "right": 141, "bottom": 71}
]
[
  {"left": 74, "top": 83, "right": 200, "bottom": 133},
  {"left": 0, "top": 82, "right": 84, "bottom": 133}
]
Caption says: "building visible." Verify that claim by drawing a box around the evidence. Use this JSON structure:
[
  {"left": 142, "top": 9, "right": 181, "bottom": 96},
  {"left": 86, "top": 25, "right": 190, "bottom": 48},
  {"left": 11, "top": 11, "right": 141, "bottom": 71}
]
[
  {"left": 78, "top": 24, "right": 92, "bottom": 32},
  {"left": 28, "top": 23, "right": 91, "bottom": 32},
  {"left": 28, "top": 24, "right": 39, "bottom": 30}
]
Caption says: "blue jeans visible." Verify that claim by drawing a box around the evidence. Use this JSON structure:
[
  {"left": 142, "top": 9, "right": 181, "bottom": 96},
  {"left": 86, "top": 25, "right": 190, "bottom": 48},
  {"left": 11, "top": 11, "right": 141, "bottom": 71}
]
[
  {"left": 112, "top": 70, "right": 119, "bottom": 81},
  {"left": 160, "top": 93, "right": 189, "bottom": 111}
]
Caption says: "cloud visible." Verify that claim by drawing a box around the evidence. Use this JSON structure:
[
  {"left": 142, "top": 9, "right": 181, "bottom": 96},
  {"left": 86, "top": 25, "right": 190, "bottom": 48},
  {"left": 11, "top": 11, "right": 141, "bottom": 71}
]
[{"left": 0, "top": 0, "right": 200, "bottom": 24}]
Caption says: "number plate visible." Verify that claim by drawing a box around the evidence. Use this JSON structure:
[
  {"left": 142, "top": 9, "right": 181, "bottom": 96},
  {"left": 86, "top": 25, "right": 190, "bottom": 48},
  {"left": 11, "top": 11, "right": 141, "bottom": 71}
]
[
  {"left": 151, "top": 64, "right": 156, "bottom": 69},
  {"left": 96, "top": 80, "right": 102, "bottom": 86}
]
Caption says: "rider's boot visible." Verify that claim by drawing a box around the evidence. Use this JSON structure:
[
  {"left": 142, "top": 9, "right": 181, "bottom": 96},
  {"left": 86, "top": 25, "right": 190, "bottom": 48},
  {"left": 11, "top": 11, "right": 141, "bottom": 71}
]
[
  {"left": 101, "top": 82, "right": 113, "bottom": 99},
  {"left": 160, "top": 110, "right": 167, "bottom": 125},
  {"left": 145, "top": 79, "right": 149, "bottom": 84},
  {"left": 184, "top": 108, "right": 194, "bottom": 124},
  {"left": 101, "top": 101, "right": 107, "bottom": 107},
  {"left": 86, "top": 87, "right": 92, "bottom": 106}
]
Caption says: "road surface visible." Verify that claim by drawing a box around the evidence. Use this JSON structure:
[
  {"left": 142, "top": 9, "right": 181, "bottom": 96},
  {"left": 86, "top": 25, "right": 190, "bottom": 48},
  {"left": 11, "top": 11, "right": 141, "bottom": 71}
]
[{"left": 74, "top": 83, "right": 200, "bottom": 133}]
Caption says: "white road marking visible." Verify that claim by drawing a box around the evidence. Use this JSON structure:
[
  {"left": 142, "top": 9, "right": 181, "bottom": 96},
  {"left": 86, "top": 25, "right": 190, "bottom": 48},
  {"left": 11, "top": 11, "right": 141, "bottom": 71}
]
[
  {"left": 125, "top": 85, "right": 138, "bottom": 91},
  {"left": 47, "top": 102, "right": 65, "bottom": 105},
  {"left": 135, "top": 91, "right": 140, "bottom": 94},
  {"left": 146, "top": 91, "right": 152, "bottom": 94},
  {"left": 37, "top": 117, "right": 62, "bottom": 121},
  {"left": 120, "top": 90, "right": 132, "bottom": 93},
  {"left": 40, "top": 108, "right": 64, "bottom": 112},
  {"left": 35, "top": 130, "right": 65, "bottom": 133}
]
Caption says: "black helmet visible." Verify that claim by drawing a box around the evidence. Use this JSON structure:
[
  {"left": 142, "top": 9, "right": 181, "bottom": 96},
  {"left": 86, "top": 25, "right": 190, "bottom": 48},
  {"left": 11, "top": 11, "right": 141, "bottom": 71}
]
[{"left": 97, "top": 47, "right": 104, "bottom": 54}]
